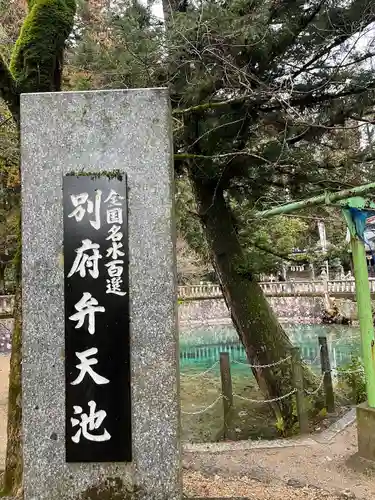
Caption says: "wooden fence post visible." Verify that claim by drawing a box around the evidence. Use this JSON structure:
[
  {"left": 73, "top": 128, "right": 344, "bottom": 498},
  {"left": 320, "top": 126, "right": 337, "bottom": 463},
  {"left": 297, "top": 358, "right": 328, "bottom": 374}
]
[
  {"left": 318, "top": 336, "right": 335, "bottom": 413},
  {"left": 291, "top": 347, "right": 309, "bottom": 434},
  {"left": 220, "top": 352, "right": 235, "bottom": 440}
]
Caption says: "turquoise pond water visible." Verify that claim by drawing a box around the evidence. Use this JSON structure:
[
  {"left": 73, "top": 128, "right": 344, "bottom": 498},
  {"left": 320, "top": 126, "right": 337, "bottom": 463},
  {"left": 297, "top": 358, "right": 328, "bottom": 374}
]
[{"left": 179, "top": 323, "right": 361, "bottom": 375}]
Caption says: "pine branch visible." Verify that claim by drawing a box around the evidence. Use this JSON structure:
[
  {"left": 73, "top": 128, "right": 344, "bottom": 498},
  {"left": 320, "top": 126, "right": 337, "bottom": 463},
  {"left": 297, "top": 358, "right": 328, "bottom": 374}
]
[
  {"left": 172, "top": 94, "right": 256, "bottom": 115},
  {"left": 263, "top": 80, "right": 375, "bottom": 113},
  {"left": 175, "top": 151, "right": 269, "bottom": 160},
  {"left": 250, "top": 241, "right": 308, "bottom": 264},
  {"left": 348, "top": 115, "right": 375, "bottom": 124},
  {"left": 267, "top": 0, "right": 327, "bottom": 68},
  {"left": 290, "top": 0, "right": 375, "bottom": 79},
  {"left": 320, "top": 51, "right": 375, "bottom": 70},
  {"left": 173, "top": 77, "right": 375, "bottom": 119}
]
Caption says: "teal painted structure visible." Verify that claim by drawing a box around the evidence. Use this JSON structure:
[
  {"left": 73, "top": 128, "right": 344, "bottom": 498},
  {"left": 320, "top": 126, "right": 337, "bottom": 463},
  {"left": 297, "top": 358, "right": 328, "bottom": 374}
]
[{"left": 179, "top": 324, "right": 361, "bottom": 375}]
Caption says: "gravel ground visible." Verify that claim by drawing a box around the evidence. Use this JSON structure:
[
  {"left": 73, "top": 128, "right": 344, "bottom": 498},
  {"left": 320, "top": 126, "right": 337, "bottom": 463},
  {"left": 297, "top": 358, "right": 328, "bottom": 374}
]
[
  {"left": 0, "top": 357, "right": 370, "bottom": 499},
  {"left": 183, "top": 471, "right": 346, "bottom": 499},
  {"left": 183, "top": 423, "right": 373, "bottom": 499}
]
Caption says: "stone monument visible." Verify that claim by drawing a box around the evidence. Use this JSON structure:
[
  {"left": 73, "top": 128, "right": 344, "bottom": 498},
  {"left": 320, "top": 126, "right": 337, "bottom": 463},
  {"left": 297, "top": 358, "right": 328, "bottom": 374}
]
[{"left": 21, "top": 89, "right": 181, "bottom": 499}]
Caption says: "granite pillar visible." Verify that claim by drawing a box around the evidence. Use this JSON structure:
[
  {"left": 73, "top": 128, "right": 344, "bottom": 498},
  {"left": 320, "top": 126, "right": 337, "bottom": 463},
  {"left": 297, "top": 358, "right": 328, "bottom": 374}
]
[
  {"left": 357, "top": 402, "right": 375, "bottom": 461},
  {"left": 21, "top": 89, "right": 181, "bottom": 499}
]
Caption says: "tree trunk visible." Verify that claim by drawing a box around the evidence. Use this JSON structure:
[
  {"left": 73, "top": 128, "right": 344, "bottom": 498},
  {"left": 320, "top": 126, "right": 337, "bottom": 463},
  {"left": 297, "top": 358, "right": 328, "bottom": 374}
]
[
  {"left": 0, "top": 0, "right": 76, "bottom": 494},
  {"left": 0, "top": 264, "right": 6, "bottom": 294},
  {"left": 3, "top": 284, "right": 22, "bottom": 496},
  {"left": 189, "top": 173, "right": 319, "bottom": 429}
]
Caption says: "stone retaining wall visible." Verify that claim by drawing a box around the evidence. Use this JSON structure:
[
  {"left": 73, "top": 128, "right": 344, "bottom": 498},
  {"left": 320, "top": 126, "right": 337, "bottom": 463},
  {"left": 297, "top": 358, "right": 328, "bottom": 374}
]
[{"left": 179, "top": 296, "right": 358, "bottom": 326}]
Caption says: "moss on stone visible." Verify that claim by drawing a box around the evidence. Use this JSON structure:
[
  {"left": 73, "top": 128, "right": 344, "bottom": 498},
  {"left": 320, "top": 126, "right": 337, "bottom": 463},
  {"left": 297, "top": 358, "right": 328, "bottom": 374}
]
[
  {"left": 10, "top": 0, "right": 76, "bottom": 93},
  {"left": 78, "top": 477, "right": 140, "bottom": 500},
  {"left": 66, "top": 170, "right": 124, "bottom": 181}
]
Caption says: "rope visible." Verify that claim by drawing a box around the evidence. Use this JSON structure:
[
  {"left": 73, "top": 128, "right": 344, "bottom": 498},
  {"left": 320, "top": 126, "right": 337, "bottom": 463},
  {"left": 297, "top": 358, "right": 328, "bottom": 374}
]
[
  {"left": 182, "top": 388, "right": 297, "bottom": 415},
  {"left": 304, "top": 372, "right": 325, "bottom": 395},
  {"left": 232, "top": 354, "right": 292, "bottom": 369},
  {"left": 180, "top": 355, "right": 365, "bottom": 415},
  {"left": 181, "top": 354, "right": 292, "bottom": 378},
  {"left": 232, "top": 388, "right": 297, "bottom": 404},
  {"left": 333, "top": 366, "right": 364, "bottom": 374},
  {"left": 180, "top": 361, "right": 219, "bottom": 379},
  {"left": 181, "top": 395, "right": 223, "bottom": 415}
]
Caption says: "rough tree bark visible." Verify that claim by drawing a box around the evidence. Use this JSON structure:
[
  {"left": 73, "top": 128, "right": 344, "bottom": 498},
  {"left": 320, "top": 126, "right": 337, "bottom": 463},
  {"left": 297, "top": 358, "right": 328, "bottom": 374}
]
[
  {"left": 0, "top": 0, "right": 76, "bottom": 494},
  {"left": 0, "top": 264, "right": 6, "bottom": 294},
  {"left": 189, "top": 172, "right": 320, "bottom": 428},
  {"left": 3, "top": 285, "right": 22, "bottom": 496},
  {"left": 159, "top": 0, "right": 316, "bottom": 428}
]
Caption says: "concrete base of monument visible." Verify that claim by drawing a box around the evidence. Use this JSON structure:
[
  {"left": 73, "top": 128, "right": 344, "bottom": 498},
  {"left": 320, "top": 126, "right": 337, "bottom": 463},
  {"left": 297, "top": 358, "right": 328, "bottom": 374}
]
[{"left": 357, "top": 402, "right": 375, "bottom": 461}]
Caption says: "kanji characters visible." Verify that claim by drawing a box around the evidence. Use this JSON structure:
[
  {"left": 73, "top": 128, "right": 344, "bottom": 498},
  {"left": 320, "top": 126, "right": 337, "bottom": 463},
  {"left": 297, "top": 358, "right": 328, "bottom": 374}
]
[
  {"left": 104, "top": 189, "right": 124, "bottom": 206},
  {"left": 106, "top": 277, "right": 126, "bottom": 296},
  {"left": 69, "top": 292, "right": 105, "bottom": 335},
  {"left": 71, "top": 401, "right": 111, "bottom": 443},
  {"left": 106, "top": 241, "right": 125, "bottom": 260},
  {"left": 68, "top": 239, "right": 102, "bottom": 279},
  {"left": 106, "top": 225, "right": 123, "bottom": 242},
  {"left": 67, "top": 184, "right": 128, "bottom": 451},
  {"left": 71, "top": 347, "right": 109, "bottom": 386},
  {"left": 105, "top": 259, "right": 124, "bottom": 278},
  {"left": 68, "top": 190, "right": 102, "bottom": 230},
  {"left": 107, "top": 207, "right": 123, "bottom": 225}
]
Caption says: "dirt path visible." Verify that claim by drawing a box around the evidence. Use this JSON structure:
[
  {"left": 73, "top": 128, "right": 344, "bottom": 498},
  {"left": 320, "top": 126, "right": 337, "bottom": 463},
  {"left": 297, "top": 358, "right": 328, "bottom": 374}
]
[
  {"left": 0, "top": 355, "right": 372, "bottom": 499},
  {"left": 183, "top": 423, "right": 374, "bottom": 498},
  {"left": 184, "top": 471, "right": 350, "bottom": 499}
]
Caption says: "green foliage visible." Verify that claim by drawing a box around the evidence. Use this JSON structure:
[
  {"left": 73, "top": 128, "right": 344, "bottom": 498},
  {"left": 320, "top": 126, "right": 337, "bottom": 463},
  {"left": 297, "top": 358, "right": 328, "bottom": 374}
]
[
  {"left": 66, "top": 1, "right": 163, "bottom": 90},
  {"left": 175, "top": 175, "right": 210, "bottom": 263},
  {"left": 63, "top": 1, "right": 375, "bottom": 283},
  {"left": 9, "top": 0, "right": 76, "bottom": 92},
  {"left": 64, "top": 0, "right": 375, "bottom": 277},
  {"left": 275, "top": 415, "right": 285, "bottom": 436},
  {"left": 318, "top": 407, "right": 328, "bottom": 418},
  {"left": 238, "top": 213, "right": 309, "bottom": 274},
  {"left": 274, "top": 395, "right": 312, "bottom": 436},
  {"left": 0, "top": 0, "right": 76, "bottom": 284},
  {"left": 0, "top": 103, "right": 21, "bottom": 288},
  {"left": 338, "top": 357, "right": 366, "bottom": 404}
]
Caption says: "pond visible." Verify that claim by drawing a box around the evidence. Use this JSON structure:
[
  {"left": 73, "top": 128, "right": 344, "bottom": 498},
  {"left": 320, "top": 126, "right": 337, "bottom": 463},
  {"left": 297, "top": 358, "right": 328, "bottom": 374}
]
[
  {"left": 179, "top": 323, "right": 361, "bottom": 375},
  {"left": 179, "top": 322, "right": 361, "bottom": 441}
]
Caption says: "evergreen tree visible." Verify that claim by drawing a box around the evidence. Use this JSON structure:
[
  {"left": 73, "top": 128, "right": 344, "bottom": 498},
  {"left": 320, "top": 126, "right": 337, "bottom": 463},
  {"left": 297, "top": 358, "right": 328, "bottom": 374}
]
[
  {"left": 67, "top": 0, "right": 375, "bottom": 425},
  {"left": 2, "top": 1, "right": 375, "bottom": 492},
  {"left": 165, "top": 0, "right": 375, "bottom": 426}
]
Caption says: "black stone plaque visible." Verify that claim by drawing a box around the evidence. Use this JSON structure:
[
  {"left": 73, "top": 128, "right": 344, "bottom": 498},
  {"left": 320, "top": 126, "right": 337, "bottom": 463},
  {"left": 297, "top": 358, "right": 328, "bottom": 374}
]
[{"left": 63, "top": 173, "right": 131, "bottom": 463}]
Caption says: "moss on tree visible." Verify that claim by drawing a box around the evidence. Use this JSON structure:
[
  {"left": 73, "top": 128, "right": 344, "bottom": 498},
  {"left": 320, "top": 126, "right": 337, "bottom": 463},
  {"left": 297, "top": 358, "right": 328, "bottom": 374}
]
[
  {"left": 0, "top": 0, "right": 76, "bottom": 495},
  {"left": 0, "top": 0, "right": 76, "bottom": 122},
  {"left": 10, "top": 0, "right": 76, "bottom": 93},
  {"left": 0, "top": 61, "right": 19, "bottom": 125}
]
